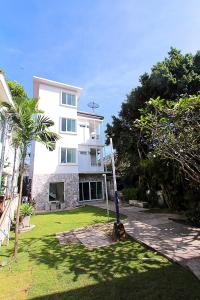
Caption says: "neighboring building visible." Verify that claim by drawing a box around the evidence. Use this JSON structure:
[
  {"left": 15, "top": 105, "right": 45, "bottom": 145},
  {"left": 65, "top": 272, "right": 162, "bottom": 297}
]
[
  {"left": 0, "top": 72, "right": 17, "bottom": 197},
  {"left": 30, "top": 77, "right": 105, "bottom": 211}
]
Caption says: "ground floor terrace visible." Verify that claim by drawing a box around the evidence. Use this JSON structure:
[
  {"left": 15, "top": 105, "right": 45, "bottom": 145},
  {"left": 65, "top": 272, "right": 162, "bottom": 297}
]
[
  {"left": 31, "top": 173, "right": 112, "bottom": 211},
  {"left": 1, "top": 205, "right": 200, "bottom": 299}
]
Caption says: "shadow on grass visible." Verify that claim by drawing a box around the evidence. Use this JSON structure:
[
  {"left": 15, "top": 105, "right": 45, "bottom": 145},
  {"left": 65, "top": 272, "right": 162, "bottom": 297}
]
[{"left": 31, "top": 264, "right": 200, "bottom": 300}]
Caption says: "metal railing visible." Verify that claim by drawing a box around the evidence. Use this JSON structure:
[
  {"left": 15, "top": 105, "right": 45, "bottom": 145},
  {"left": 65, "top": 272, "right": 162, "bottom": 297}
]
[{"left": 0, "top": 197, "right": 18, "bottom": 247}]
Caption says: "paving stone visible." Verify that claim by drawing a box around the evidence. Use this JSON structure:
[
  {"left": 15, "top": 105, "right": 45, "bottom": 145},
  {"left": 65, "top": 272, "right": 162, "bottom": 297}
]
[{"left": 91, "top": 201, "right": 200, "bottom": 280}]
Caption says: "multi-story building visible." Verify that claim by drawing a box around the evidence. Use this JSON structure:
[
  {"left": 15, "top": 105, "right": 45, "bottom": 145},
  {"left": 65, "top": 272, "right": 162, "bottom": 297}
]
[
  {"left": 30, "top": 77, "right": 105, "bottom": 211},
  {"left": 0, "top": 72, "right": 17, "bottom": 198}
]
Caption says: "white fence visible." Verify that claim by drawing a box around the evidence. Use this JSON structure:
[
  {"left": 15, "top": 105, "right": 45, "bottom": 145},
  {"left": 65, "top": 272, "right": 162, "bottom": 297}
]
[{"left": 0, "top": 197, "right": 18, "bottom": 247}]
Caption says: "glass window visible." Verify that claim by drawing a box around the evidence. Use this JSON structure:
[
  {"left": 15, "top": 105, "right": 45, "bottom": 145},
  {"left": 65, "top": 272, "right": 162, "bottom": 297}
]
[
  {"left": 83, "top": 182, "right": 90, "bottom": 200},
  {"left": 49, "top": 182, "right": 64, "bottom": 202},
  {"left": 79, "top": 183, "right": 83, "bottom": 201},
  {"left": 62, "top": 92, "right": 67, "bottom": 105},
  {"left": 61, "top": 118, "right": 76, "bottom": 132},
  {"left": 67, "top": 119, "right": 76, "bottom": 132},
  {"left": 90, "top": 182, "right": 97, "bottom": 199},
  {"left": 90, "top": 148, "right": 97, "bottom": 166},
  {"left": 61, "top": 118, "right": 66, "bottom": 131},
  {"left": 61, "top": 92, "right": 76, "bottom": 106},
  {"left": 60, "top": 148, "right": 76, "bottom": 164},
  {"left": 97, "top": 182, "right": 102, "bottom": 199},
  {"left": 61, "top": 148, "right": 66, "bottom": 163},
  {"left": 79, "top": 181, "right": 103, "bottom": 201}
]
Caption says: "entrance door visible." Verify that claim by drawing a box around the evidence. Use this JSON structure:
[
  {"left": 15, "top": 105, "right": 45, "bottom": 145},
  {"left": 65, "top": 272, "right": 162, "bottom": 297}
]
[{"left": 79, "top": 181, "right": 102, "bottom": 201}]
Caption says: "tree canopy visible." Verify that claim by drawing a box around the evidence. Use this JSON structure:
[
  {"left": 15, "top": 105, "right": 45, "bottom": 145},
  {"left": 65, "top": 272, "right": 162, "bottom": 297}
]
[
  {"left": 106, "top": 48, "right": 200, "bottom": 175},
  {"left": 106, "top": 48, "right": 200, "bottom": 209}
]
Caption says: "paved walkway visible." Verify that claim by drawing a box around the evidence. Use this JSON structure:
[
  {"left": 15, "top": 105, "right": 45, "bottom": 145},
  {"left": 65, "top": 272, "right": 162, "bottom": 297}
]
[
  {"left": 57, "top": 223, "right": 114, "bottom": 249},
  {"left": 91, "top": 201, "right": 200, "bottom": 279}
]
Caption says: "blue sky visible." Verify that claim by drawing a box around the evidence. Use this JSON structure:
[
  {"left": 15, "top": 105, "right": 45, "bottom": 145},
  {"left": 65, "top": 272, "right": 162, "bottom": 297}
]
[{"left": 1, "top": 0, "right": 200, "bottom": 126}]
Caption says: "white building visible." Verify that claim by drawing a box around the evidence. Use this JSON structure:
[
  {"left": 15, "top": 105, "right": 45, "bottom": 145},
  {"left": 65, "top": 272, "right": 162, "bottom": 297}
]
[
  {"left": 30, "top": 77, "right": 105, "bottom": 211},
  {"left": 0, "top": 72, "right": 18, "bottom": 198}
]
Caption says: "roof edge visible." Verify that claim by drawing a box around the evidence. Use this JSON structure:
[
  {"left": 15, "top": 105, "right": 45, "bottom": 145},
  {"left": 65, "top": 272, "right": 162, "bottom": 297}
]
[
  {"left": 33, "top": 76, "right": 83, "bottom": 92},
  {"left": 77, "top": 111, "right": 104, "bottom": 120}
]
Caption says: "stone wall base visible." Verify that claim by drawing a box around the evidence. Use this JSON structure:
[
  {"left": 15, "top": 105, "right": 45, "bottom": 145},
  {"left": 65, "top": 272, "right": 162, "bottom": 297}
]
[{"left": 31, "top": 173, "right": 79, "bottom": 211}]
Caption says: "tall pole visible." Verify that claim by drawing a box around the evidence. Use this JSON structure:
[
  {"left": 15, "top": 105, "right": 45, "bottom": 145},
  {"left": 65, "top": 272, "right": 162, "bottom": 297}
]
[
  {"left": 103, "top": 173, "right": 109, "bottom": 219},
  {"left": 110, "top": 138, "right": 120, "bottom": 224}
]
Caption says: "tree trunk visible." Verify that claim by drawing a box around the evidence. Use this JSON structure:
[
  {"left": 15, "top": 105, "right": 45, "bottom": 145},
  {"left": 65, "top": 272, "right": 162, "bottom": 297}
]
[
  {"left": 11, "top": 147, "right": 17, "bottom": 198},
  {"left": 14, "top": 148, "right": 26, "bottom": 259}
]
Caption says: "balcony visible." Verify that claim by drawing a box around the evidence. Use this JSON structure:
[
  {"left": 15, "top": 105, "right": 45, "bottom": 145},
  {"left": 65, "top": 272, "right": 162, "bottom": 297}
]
[
  {"left": 78, "top": 147, "right": 104, "bottom": 173},
  {"left": 78, "top": 120, "right": 103, "bottom": 145}
]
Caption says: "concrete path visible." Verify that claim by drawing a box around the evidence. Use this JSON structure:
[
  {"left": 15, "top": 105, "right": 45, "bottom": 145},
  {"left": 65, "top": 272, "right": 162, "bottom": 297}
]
[{"left": 91, "top": 201, "right": 200, "bottom": 279}]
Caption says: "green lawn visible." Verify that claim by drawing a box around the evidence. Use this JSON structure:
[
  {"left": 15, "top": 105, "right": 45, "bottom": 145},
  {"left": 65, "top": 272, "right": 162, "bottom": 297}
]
[{"left": 0, "top": 205, "right": 200, "bottom": 300}]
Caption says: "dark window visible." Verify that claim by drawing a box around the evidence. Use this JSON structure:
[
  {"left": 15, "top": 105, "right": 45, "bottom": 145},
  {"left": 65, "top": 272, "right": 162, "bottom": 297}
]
[
  {"left": 90, "top": 182, "right": 97, "bottom": 199},
  {"left": 83, "top": 182, "right": 90, "bottom": 200},
  {"left": 97, "top": 182, "right": 102, "bottom": 199},
  {"left": 79, "top": 183, "right": 83, "bottom": 201},
  {"left": 49, "top": 182, "right": 64, "bottom": 202}
]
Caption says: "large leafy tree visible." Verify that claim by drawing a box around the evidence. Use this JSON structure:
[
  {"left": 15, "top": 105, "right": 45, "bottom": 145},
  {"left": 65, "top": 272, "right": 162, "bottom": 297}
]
[
  {"left": 1, "top": 96, "right": 59, "bottom": 258},
  {"left": 137, "top": 95, "right": 200, "bottom": 185},
  {"left": 106, "top": 48, "right": 200, "bottom": 189}
]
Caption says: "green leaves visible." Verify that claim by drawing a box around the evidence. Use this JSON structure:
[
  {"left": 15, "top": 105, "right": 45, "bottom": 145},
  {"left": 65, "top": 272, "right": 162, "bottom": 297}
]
[
  {"left": 136, "top": 94, "right": 200, "bottom": 184},
  {"left": 1, "top": 95, "right": 60, "bottom": 158}
]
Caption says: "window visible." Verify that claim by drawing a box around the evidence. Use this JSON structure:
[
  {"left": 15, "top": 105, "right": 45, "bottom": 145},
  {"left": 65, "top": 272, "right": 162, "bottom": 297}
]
[
  {"left": 61, "top": 92, "right": 76, "bottom": 106},
  {"left": 49, "top": 182, "right": 64, "bottom": 202},
  {"left": 80, "top": 151, "right": 87, "bottom": 155},
  {"left": 90, "top": 148, "right": 101, "bottom": 166},
  {"left": 61, "top": 118, "right": 76, "bottom": 132},
  {"left": 60, "top": 148, "right": 76, "bottom": 164},
  {"left": 79, "top": 181, "right": 102, "bottom": 201}
]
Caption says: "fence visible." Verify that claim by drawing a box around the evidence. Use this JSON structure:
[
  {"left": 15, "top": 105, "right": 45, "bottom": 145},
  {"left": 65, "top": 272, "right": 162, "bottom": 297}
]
[{"left": 0, "top": 197, "right": 18, "bottom": 247}]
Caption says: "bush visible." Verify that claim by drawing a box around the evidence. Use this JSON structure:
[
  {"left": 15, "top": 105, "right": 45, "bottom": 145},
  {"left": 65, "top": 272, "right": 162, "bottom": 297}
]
[
  {"left": 186, "top": 206, "right": 200, "bottom": 227},
  {"left": 20, "top": 203, "right": 34, "bottom": 217},
  {"left": 122, "top": 187, "right": 139, "bottom": 201}
]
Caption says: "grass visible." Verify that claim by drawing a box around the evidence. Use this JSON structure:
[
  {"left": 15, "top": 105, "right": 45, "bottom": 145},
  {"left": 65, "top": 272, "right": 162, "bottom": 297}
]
[{"left": 0, "top": 205, "right": 200, "bottom": 300}]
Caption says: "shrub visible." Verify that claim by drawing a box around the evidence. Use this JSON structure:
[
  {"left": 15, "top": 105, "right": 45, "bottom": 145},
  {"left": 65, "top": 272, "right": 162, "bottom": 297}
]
[
  {"left": 186, "top": 206, "right": 200, "bottom": 227},
  {"left": 20, "top": 203, "right": 34, "bottom": 217},
  {"left": 122, "top": 187, "right": 139, "bottom": 201}
]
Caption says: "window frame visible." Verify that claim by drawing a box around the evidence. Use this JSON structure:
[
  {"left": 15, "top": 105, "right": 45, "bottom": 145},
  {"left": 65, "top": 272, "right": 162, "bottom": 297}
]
[
  {"left": 79, "top": 181, "right": 103, "bottom": 201},
  {"left": 60, "top": 91, "right": 77, "bottom": 107},
  {"left": 60, "top": 117, "right": 77, "bottom": 134},
  {"left": 59, "top": 147, "right": 77, "bottom": 165},
  {"left": 49, "top": 181, "right": 65, "bottom": 203}
]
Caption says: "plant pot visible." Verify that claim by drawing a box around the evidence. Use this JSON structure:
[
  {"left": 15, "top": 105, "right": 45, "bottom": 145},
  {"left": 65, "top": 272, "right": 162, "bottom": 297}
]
[{"left": 22, "top": 215, "right": 31, "bottom": 228}]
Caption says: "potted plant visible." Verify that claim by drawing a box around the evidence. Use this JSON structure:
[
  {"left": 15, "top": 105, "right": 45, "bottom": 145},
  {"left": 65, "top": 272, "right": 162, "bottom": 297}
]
[{"left": 20, "top": 203, "right": 34, "bottom": 228}]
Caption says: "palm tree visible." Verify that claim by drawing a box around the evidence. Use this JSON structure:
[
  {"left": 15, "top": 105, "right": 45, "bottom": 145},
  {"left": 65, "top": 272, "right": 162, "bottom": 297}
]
[{"left": 1, "top": 97, "right": 59, "bottom": 258}]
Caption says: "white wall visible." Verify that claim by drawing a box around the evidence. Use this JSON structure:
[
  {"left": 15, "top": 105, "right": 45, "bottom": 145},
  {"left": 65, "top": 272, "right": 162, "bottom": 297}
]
[
  {"left": 32, "top": 84, "right": 79, "bottom": 175},
  {"left": 32, "top": 82, "right": 105, "bottom": 176}
]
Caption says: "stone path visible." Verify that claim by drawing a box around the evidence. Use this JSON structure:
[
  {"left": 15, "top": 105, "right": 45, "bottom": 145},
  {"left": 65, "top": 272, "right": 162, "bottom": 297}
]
[
  {"left": 91, "top": 201, "right": 200, "bottom": 279},
  {"left": 56, "top": 223, "right": 114, "bottom": 250}
]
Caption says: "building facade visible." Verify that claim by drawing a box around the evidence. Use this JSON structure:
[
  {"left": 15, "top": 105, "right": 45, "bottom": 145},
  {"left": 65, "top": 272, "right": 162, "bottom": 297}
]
[
  {"left": 0, "top": 72, "right": 18, "bottom": 198},
  {"left": 30, "top": 77, "right": 105, "bottom": 211}
]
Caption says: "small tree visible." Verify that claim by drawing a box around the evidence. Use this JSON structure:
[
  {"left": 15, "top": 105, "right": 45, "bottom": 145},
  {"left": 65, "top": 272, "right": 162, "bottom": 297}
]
[{"left": 1, "top": 97, "right": 59, "bottom": 258}]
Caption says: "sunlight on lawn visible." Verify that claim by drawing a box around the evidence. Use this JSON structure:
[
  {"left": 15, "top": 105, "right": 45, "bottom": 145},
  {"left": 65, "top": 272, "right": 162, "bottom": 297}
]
[{"left": 0, "top": 206, "right": 200, "bottom": 300}]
